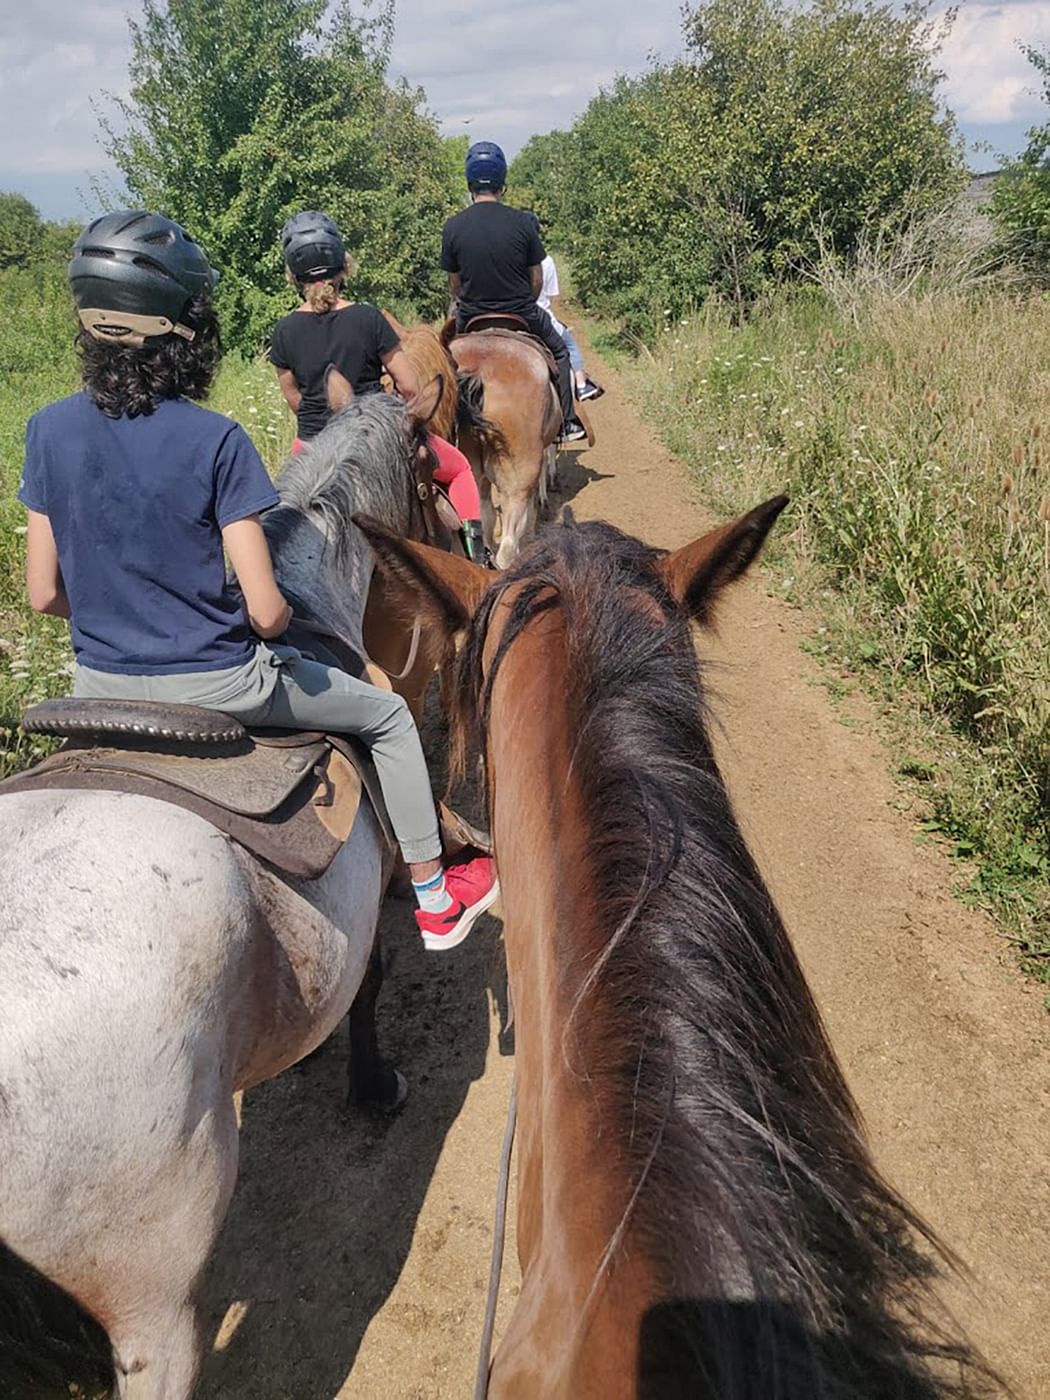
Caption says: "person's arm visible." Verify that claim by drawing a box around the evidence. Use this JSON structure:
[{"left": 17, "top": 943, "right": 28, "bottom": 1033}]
[
  {"left": 222, "top": 515, "right": 292, "bottom": 639},
  {"left": 275, "top": 367, "right": 301, "bottom": 415},
  {"left": 529, "top": 265, "right": 543, "bottom": 299},
  {"left": 441, "top": 219, "right": 462, "bottom": 305},
  {"left": 382, "top": 347, "right": 420, "bottom": 400},
  {"left": 25, "top": 510, "right": 70, "bottom": 617}
]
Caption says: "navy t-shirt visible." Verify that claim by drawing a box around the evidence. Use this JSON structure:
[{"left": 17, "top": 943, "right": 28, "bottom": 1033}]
[{"left": 18, "top": 393, "right": 280, "bottom": 675}]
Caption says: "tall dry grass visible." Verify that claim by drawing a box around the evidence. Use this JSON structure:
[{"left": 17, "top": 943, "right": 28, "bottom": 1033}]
[{"left": 622, "top": 283, "right": 1049, "bottom": 956}]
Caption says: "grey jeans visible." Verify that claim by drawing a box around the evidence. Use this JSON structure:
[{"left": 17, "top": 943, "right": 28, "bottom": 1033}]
[{"left": 74, "top": 643, "right": 442, "bottom": 865}]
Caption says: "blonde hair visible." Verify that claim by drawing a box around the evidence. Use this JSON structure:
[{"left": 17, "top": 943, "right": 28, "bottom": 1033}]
[{"left": 288, "top": 254, "right": 360, "bottom": 313}]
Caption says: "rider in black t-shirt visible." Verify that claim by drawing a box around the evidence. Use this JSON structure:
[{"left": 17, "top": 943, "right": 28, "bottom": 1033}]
[
  {"left": 441, "top": 143, "right": 586, "bottom": 443},
  {"left": 269, "top": 214, "right": 419, "bottom": 445},
  {"left": 270, "top": 212, "right": 487, "bottom": 560}
]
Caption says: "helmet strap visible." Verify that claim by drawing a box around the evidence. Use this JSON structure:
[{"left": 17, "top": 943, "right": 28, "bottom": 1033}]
[{"left": 77, "top": 308, "right": 196, "bottom": 348}]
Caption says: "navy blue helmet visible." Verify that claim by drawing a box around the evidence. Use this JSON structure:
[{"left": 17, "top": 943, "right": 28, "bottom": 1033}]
[{"left": 465, "top": 141, "right": 508, "bottom": 192}]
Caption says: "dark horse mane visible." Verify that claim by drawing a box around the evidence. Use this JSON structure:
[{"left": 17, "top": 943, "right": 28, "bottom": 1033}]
[{"left": 456, "top": 516, "right": 998, "bottom": 1399}]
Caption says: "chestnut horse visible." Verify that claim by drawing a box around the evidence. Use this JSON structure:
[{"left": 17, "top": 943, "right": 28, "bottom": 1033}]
[{"left": 357, "top": 507, "right": 994, "bottom": 1400}]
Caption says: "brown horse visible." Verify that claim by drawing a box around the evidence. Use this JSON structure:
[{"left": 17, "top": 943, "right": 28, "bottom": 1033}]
[
  {"left": 356, "top": 507, "right": 996, "bottom": 1400},
  {"left": 441, "top": 323, "right": 561, "bottom": 569}
]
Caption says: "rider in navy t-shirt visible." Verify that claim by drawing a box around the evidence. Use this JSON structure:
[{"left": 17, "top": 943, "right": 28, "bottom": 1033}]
[{"left": 19, "top": 394, "right": 278, "bottom": 674}]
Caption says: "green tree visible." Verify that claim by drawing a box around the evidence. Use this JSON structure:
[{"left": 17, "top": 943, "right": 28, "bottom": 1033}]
[
  {"left": 512, "top": 0, "right": 964, "bottom": 331},
  {"left": 0, "top": 193, "right": 46, "bottom": 271},
  {"left": 991, "top": 46, "right": 1050, "bottom": 271},
  {"left": 507, "top": 129, "right": 572, "bottom": 235},
  {"left": 100, "top": 0, "right": 461, "bottom": 348}
]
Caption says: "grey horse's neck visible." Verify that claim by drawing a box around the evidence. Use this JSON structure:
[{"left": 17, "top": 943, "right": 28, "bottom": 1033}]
[{"left": 262, "top": 395, "right": 420, "bottom": 654}]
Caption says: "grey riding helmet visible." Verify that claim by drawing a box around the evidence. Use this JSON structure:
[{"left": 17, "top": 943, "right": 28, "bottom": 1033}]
[
  {"left": 281, "top": 211, "right": 347, "bottom": 283},
  {"left": 69, "top": 210, "right": 219, "bottom": 347}
]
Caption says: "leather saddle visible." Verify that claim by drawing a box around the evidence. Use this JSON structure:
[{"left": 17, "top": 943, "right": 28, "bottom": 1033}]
[{"left": 3, "top": 699, "right": 489, "bottom": 881}]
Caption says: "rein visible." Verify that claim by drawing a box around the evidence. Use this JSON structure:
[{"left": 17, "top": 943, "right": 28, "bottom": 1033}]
[
  {"left": 474, "top": 1071, "right": 517, "bottom": 1400},
  {"left": 290, "top": 614, "right": 423, "bottom": 684}
]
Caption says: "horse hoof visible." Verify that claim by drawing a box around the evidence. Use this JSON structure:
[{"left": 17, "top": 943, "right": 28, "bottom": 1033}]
[
  {"left": 386, "top": 1069, "right": 410, "bottom": 1114},
  {"left": 349, "top": 1066, "right": 409, "bottom": 1116}
]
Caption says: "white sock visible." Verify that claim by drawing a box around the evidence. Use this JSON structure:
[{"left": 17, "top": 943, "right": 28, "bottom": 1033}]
[{"left": 412, "top": 868, "right": 453, "bottom": 913}]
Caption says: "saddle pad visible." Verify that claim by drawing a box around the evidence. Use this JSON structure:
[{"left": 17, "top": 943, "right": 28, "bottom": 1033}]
[
  {"left": 15, "top": 737, "right": 328, "bottom": 819},
  {"left": 0, "top": 743, "right": 371, "bottom": 881}
]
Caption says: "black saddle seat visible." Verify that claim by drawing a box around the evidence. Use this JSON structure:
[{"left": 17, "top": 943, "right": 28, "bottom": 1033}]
[
  {"left": 21, "top": 697, "right": 247, "bottom": 750},
  {"left": 462, "top": 312, "right": 531, "bottom": 335}
]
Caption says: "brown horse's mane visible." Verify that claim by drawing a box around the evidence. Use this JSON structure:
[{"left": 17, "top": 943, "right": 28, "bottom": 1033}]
[
  {"left": 384, "top": 313, "right": 508, "bottom": 465},
  {"left": 455, "top": 517, "right": 997, "bottom": 1399}
]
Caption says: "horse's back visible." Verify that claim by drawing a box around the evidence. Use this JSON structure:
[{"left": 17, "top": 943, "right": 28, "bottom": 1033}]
[
  {"left": 451, "top": 332, "right": 550, "bottom": 398},
  {"left": 0, "top": 790, "right": 252, "bottom": 1201}
]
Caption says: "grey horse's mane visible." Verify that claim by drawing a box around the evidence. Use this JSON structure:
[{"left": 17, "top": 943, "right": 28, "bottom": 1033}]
[
  {"left": 264, "top": 393, "right": 422, "bottom": 570},
  {"left": 262, "top": 392, "right": 426, "bottom": 649}
]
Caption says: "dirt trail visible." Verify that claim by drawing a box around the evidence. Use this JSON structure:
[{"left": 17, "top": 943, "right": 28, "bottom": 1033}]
[{"left": 199, "top": 332, "right": 1050, "bottom": 1399}]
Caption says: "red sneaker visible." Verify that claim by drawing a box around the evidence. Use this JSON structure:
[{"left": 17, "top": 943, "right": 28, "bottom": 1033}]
[{"left": 414, "top": 856, "right": 499, "bottom": 951}]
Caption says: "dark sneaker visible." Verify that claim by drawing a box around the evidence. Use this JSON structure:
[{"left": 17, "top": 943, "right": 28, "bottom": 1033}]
[
  {"left": 577, "top": 379, "right": 604, "bottom": 401},
  {"left": 559, "top": 421, "right": 587, "bottom": 444},
  {"left": 415, "top": 856, "right": 499, "bottom": 951}
]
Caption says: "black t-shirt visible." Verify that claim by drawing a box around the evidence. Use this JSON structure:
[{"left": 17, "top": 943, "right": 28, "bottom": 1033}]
[
  {"left": 440, "top": 201, "right": 546, "bottom": 313},
  {"left": 269, "top": 303, "right": 400, "bottom": 440}
]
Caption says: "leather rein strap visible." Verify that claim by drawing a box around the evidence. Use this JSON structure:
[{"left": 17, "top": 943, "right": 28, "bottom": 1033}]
[
  {"left": 474, "top": 1071, "right": 518, "bottom": 1400},
  {"left": 290, "top": 614, "right": 423, "bottom": 685}
]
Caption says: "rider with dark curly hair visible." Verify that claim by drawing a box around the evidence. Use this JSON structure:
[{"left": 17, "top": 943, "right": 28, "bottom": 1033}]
[{"left": 18, "top": 211, "right": 497, "bottom": 950}]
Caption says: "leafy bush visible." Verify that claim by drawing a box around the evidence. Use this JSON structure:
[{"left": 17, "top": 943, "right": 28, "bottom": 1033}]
[
  {"left": 990, "top": 45, "right": 1050, "bottom": 273},
  {"left": 100, "top": 0, "right": 464, "bottom": 350},
  {"left": 513, "top": 0, "right": 965, "bottom": 333},
  {"left": 0, "top": 193, "right": 45, "bottom": 271}
]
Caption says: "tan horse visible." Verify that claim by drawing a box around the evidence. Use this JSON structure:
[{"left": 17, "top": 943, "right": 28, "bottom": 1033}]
[
  {"left": 356, "top": 509, "right": 995, "bottom": 1400},
  {"left": 441, "top": 322, "right": 561, "bottom": 569}
]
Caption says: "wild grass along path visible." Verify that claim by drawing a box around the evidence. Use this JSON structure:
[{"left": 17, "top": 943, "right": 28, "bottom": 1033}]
[{"left": 197, "top": 327, "right": 1050, "bottom": 1400}]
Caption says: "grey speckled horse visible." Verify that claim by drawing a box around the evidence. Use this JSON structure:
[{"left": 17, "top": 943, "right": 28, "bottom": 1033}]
[{"left": 0, "top": 393, "right": 435, "bottom": 1399}]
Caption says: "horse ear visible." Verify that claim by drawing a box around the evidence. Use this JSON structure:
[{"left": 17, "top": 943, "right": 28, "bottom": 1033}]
[
  {"left": 405, "top": 374, "right": 444, "bottom": 428},
  {"left": 659, "top": 495, "right": 789, "bottom": 625},
  {"left": 382, "top": 309, "right": 407, "bottom": 337},
  {"left": 353, "top": 513, "right": 490, "bottom": 634},
  {"left": 325, "top": 365, "right": 354, "bottom": 414}
]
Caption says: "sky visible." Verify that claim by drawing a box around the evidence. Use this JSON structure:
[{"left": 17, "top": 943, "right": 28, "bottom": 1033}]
[{"left": 0, "top": 1, "right": 1047, "bottom": 222}]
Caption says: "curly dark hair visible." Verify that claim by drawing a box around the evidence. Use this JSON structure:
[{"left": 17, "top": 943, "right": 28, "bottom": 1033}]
[{"left": 76, "top": 294, "right": 222, "bottom": 418}]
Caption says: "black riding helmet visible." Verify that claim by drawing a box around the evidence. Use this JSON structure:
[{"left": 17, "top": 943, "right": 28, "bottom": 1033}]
[
  {"left": 69, "top": 210, "right": 218, "bottom": 346},
  {"left": 281, "top": 211, "right": 347, "bottom": 283}
]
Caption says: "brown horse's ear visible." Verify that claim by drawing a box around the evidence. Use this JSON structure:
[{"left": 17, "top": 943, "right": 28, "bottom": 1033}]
[
  {"left": 659, "top": 495, "right": 789, "bottom": 625},
  {"left": 325, "top": 365, "right": 354, "bottom": 414},
  {"left": 353, "top": 513, "right": 490, "bottom": 634},
  {"left": 382, "top": 309, "right": 407, "bottom": 336},
  {"left": 405, "top": 374, "right": 444, "bottom": 428}
]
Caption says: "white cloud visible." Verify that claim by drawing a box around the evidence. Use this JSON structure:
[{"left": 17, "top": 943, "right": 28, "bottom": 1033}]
[
  {"left": 934, "top": 2, "right": 1050, "bottom": 125},
  {"left": 388, "top": 0, "right": 683, "bottom": 153},
  {"left": 0, "top": 0, "right": 1045, "bottom": 211}
]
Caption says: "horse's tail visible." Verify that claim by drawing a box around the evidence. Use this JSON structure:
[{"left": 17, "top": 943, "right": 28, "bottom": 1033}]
[
  {"left": 455, "top": 371, "right": 508, "bottom": 468},
  {"left": 0, "top": 1239, "right": 113, "bottom": 1397}
]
